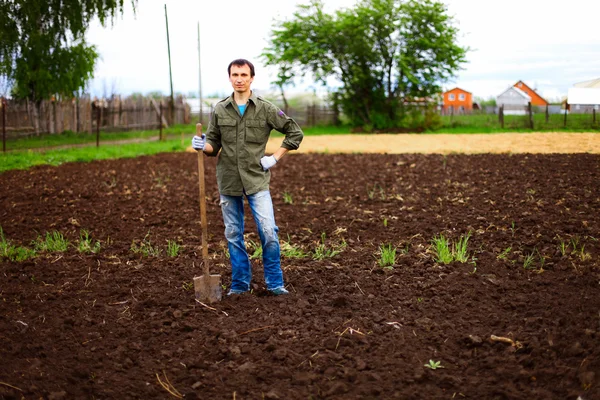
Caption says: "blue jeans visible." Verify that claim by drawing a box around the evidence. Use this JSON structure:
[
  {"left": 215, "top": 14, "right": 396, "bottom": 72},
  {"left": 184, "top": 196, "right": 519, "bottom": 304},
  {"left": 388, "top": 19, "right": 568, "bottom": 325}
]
[{"left": 220, "top": 190, "right": 284, "bottom": 292}]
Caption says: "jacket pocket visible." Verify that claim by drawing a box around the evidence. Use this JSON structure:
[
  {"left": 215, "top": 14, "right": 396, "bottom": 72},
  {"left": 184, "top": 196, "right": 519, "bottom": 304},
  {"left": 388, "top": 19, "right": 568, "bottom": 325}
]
[
  {"left": 218, "top": 118, "right": 237, "bottom": 143},
  {"left": 245, "top": 119, "right": 268, "bottom": 144}
]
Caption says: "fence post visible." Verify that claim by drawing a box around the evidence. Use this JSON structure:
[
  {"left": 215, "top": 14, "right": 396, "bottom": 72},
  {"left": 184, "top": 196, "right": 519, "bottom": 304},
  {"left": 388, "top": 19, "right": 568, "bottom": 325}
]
[
  {"left": 96, "top": 103, "right": 101, "bottom": 147},
  {"left": 594, "top": 108, "right": 596, "bottom": 124},
  {"left": 528, "top": 102, "right": 534, "bottom": 130},
  {"left": 499, "top": 105, "right": 504, "bottom": 129},
  {"left": 564, "top": 103, "right": 568, "bottom": 128},
  {"left": 159, "top": 101, "right": 163, "bottom": 141},
  {"left": 89, "top": 100, "right": 93, "bottom": 134},
  {"left": 545, "top": 104, "right": 549, "bottom": 124},
  {"left": 2, "top": 97, "right": 6, "bottom": 153}
]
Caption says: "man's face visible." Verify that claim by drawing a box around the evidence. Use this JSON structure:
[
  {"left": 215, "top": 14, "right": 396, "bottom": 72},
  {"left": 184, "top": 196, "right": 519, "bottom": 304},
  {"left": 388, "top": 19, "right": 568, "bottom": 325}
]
[{"left": 229, "top": 64, "right": 253, "bottom": 94}]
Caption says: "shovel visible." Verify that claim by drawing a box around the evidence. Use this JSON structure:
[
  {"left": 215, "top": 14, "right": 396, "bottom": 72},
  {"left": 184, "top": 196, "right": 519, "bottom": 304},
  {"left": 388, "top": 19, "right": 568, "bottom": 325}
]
[{"left": 193, "top": 123, "right": 222, "bottom": 303}]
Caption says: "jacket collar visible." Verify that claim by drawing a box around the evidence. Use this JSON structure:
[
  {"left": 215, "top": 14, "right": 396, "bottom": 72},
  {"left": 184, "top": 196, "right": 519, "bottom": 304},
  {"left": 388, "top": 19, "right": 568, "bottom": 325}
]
[{"left": 223, "top": 91, "right": 262, "bottom": 116}]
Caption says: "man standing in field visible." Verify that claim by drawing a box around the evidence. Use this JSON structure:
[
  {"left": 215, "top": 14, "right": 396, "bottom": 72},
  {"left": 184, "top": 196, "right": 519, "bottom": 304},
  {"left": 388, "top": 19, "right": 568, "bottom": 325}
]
[{"left": 191, "top": 59, "right": 303, "bottom": 296}]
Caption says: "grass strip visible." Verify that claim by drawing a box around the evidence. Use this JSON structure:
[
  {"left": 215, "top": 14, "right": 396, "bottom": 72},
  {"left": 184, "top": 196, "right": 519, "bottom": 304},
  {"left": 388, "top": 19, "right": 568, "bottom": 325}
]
[{"left": 0, "top": 139, "right": 187, "bottom": 173}]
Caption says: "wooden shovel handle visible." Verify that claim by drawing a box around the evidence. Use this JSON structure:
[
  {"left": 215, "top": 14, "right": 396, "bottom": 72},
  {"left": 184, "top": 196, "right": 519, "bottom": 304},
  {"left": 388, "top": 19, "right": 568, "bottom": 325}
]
[{"left": 196, "top": 123, "right": 210, "bottom": 277}]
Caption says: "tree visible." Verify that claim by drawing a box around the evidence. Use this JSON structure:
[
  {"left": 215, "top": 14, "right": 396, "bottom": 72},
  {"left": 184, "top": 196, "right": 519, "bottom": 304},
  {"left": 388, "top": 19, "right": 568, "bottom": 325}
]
[
  {"left": 0, "top": 1, "right": 135, "bottom": 132},
  {"left": 262, "top": 0, "right": 467, "bottom": 131}
]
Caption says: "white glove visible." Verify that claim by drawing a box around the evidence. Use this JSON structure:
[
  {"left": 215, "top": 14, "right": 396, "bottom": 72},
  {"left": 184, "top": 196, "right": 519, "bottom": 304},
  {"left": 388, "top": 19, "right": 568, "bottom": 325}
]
[
  {"left": 260, "top": 155, "right": 278, "bottom": 171},
  {"left": 191, "top": 134, "right": 206, "bottom": 151}
]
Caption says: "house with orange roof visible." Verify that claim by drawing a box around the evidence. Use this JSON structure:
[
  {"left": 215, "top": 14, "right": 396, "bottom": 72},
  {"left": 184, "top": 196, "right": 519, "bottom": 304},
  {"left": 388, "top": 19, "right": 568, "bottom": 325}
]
[
  {"left": 442, "top": 87, "right": 472, "bottom": 114},
  {"left": 513, "top": 80, "right": 548, "bottom": 107}
]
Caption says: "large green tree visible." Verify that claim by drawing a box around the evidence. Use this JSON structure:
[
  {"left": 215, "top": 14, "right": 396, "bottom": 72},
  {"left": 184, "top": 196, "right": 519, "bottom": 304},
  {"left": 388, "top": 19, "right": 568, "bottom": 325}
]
[
  {"left": 0, "top": 1, "right": 134, "bottom": 110},
  {"left": 262, "top": 0, "right": 467, "bottom": 130}
]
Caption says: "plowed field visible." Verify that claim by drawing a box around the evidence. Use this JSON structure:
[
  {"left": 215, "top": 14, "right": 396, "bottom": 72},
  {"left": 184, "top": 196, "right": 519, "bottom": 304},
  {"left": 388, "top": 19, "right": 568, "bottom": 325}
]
[{"left": 1, "top": 150, "right": 599, "bottom": 399}]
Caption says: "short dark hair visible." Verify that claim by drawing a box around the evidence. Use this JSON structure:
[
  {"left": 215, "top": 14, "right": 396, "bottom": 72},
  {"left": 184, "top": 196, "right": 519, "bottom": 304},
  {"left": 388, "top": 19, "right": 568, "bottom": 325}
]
[{"left": 228, "top": 59, "right": 255, "bottom": 77}]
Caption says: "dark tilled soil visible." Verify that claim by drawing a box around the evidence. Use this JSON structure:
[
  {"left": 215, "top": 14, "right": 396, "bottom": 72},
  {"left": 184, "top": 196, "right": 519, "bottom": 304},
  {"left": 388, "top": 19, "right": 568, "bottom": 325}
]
[{"left": 1, "top": 153, "right": 599, "bottom": 400}]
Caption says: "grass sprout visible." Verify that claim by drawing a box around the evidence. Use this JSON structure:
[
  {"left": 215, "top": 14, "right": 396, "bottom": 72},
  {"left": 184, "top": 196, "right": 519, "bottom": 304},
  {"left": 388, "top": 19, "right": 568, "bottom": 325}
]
[
  {"left": 281, "top": 237, "right": 307, "bottom": 259},
  {"left": 167, "top": 240, "right": 181, "bottom": 257},
  {"left": 497, "top": 247, "right": 512, "bottom": 260},
  {"left": 0, "top": 227, "right": 36, "bottom": 261},
  {"left": 313, "top": 233, "right": 347, "bottom": 260},
  {"left": 367, "top": 183, "right": 385, "bottom": 200},
  {"left": 424, "top": 360, "right": 444, "bottom": 370},
  {"left": 431, "top": 231, "right": 472, "bottom": 264},
  {"left": 246, "top": 239, "right": 263, "bottom": 260},
  {"left": 523, "top": 250, "right": 536, "bottom": 270},
  {"left": 453, "top": 231, "right": 471, "bottom": 262},
  {"left": 378, "top": 244, "right": 397, "bottom": 269},
  {"left": 431, "top": 234, "right": 453, "bottom": 264},
  {"left": 34, "top": 231, "right": 70, "bottom": 252},
  {"left": 130, "top": 232, "right": 162, "bottom": 257},
  {"left": 77, "top": 229, "right": 101, "bottom": 254},
  {"left": 283, "top": 192, "right": 293, "bottom": 205}
]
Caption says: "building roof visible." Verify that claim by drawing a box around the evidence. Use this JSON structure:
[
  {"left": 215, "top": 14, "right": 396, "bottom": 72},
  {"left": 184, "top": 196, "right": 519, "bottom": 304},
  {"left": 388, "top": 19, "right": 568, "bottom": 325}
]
[
  {"left": 443, "top": 87, "right": 471, "bottom": 94},
  {"left": 574, "top": 78, "right": 600, "bottom": 89},
  {"left": 567, "top": 88, "right": 600, "bottom": 105},
  {"left": 498, "top": 86, "right": 531, "bottom": 100},
  {"left": 514, "top": 80, "right": 548, "bottom": 104}
]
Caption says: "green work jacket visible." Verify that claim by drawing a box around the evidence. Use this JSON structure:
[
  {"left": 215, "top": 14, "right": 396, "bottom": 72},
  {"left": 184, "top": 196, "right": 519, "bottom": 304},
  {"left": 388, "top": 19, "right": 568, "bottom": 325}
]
[{"left": 204, "top": 92, "right": 304, "bottom": 196}]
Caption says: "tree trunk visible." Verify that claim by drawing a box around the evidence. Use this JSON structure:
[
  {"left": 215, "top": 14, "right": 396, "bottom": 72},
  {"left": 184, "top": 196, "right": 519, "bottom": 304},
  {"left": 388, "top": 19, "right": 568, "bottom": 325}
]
[{"left": 279, "top": 85, "right": 289, "bottom": 114}]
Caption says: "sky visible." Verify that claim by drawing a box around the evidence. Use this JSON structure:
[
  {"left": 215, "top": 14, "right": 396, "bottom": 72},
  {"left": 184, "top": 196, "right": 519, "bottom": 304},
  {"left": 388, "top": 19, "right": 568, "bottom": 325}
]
[{"left": 87, "top": 0, "right": 600, "bottom": 102}]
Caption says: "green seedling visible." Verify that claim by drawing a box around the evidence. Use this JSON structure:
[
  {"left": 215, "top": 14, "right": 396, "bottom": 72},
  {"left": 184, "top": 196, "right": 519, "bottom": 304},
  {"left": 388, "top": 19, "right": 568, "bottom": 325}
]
[
  {"left": 424, "top": 360, "right": 444, "bottom": 370},
  {"left": 510, "top": 221, "right": 517, "bottom": 237},
  {"left": 453, "top": 231, "right": 471, "bottom": 262},
  {"left": 377, "top": 244, "right": 396, "bottom": 269},
  {"left": 431, "top": 234, "right": 453, "bottom": 264},
  {"left": 400, "top": 242, "right": 410, "bottom": 255},
  {"left": 182, "top": 281, "right": 193, "bottom": 291},
  {"left": 166, "top": 240, "right": 181, "bottom": 257},
  {"left": 577, "top": 245, "right": 591, "bottom": 261},
  {"left": 570, "top": 235, "right": 581, "bottom": 252},
  {"left": 246, "top": 239, "right": 263, "bottom": 260},
  {"left": 313, "top": 233, "right": 346, "bottom": 260},
  {"left": 523, "top": 251, "right": 536, "bottom": 270},
  {"left": 283, "top": 192, "right": 293, "bottom": 205},
  {"left": 0, "top": 227, "right": 36, "bottom": 262},
  {"left": 558, "top": 240, "right": 568, "bottom": 256},
  {"left": 281, "top": 236, "right": 307, "bottom": 259},
  {"left": 130, "top": 232, "right": 161, "bottom": 257},
  {"left": 367, "top": 183, "right": 385, "bottom": 200},
  {"left": 497, "top": 247, "right": 512, "bottom": 260},
  {"left": 77, "top": 229, "right": 101, "bottom": 254},
  {"left": 383, "top": 218, "right": 388, "bottom": 227},
  {"left": 431, "top": 232, "right": 473, "bottom": 264},
  {"left": 34, "top": 230, "right": 70, "bottom": 252}
]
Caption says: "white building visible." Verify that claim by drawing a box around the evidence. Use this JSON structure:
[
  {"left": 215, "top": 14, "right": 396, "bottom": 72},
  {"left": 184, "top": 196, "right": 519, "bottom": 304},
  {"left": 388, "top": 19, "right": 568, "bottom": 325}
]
[
  {"left": 497, "top": 86, "right": 531, "bottom": 115},
  {"left": 567, "top": 88, "right": 600, "bottom": 113},
  {"left": 574, "top": 78, "right": 600, "bottom": 89}
]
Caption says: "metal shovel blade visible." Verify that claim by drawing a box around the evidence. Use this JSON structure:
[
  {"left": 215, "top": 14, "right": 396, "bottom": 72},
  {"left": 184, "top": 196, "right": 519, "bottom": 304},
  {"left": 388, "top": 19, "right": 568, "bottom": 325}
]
[{"left": 193, "top": 274, "right": 222, "bottom": 303}]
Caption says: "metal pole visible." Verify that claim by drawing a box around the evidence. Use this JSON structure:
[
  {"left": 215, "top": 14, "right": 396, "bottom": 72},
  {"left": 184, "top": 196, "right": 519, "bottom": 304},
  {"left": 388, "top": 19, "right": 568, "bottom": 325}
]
[
  {"left": 198, "top": 21, "right": 203, "bottom": 125},
  {"left": 2, "top": 97, "right": 6, "bottom": 153},
  {"left": 564, "top": 104, "right": 568, "bottom": 128},
  {"left": 165, "top": 4, "right": 175, "bottom": 125}
]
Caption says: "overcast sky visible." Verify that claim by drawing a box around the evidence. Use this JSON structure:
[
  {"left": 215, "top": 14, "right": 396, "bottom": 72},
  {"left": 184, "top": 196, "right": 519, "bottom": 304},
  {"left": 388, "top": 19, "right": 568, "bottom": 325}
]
[{"left": 87, "top": 0, "right": 600, "bottom": 101}]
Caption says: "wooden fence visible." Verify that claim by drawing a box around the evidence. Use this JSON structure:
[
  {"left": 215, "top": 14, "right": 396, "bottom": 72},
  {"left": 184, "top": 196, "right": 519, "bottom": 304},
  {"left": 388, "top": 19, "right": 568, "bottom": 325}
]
[{"left": 0, "top": 95, "right": 191, "bottom": 139}]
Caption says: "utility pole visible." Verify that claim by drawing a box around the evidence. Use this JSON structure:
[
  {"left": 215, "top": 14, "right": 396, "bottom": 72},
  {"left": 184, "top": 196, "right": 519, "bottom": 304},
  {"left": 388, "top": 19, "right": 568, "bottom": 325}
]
[{"left": 165, "top": 4, "right": 175, "bottom": 126}]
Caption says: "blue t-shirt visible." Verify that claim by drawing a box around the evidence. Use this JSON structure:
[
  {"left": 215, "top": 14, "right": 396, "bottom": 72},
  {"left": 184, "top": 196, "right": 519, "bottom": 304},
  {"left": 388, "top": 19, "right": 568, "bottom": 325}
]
[{"left": 238, "top": 104, "right": 246, "bottom": 116}]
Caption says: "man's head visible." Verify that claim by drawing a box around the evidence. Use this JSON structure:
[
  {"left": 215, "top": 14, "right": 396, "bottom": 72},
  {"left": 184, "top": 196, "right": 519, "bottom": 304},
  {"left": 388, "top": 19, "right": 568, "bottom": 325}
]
[
  {"left": 228, "top": 59, "right": 255, "bottom": 77},
  {"left": 228, "top": 59, "right": 255, "bottom": 95}
]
